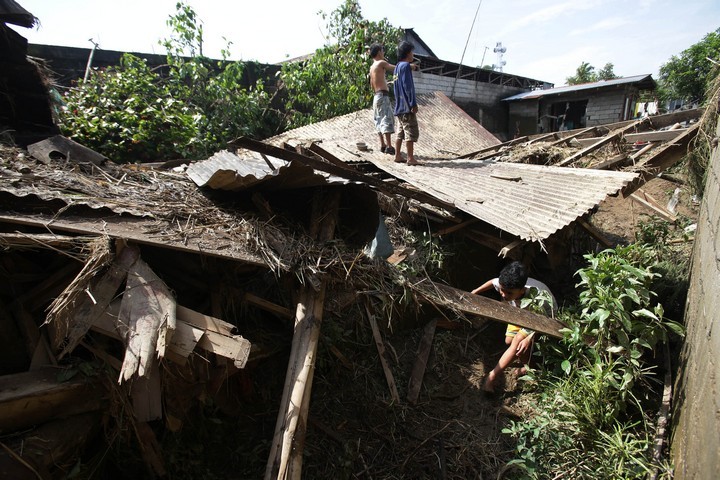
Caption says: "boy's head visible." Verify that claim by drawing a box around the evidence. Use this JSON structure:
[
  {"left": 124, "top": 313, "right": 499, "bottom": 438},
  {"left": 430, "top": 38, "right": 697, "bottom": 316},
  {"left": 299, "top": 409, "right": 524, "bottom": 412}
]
[
  {"left": 369, "top": 43, "right": 384, "bottom": 59},
  {"left": 397, "top": 40, "right": 415, "bottom": 62},
  {"left": 498, "top": 261, "right": 528, "bottom": 301}
]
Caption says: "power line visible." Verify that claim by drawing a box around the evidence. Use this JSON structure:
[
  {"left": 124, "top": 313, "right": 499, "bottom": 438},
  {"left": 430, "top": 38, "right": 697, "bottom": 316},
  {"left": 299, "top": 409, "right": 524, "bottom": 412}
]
[{"left": 451, "top": 0, "right": 483, "bottom": 100}]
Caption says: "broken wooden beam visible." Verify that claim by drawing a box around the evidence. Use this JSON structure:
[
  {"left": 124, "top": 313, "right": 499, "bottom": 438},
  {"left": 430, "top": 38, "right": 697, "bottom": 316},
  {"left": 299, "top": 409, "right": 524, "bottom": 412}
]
[
  {"left": 629, "top": 190, "right": 677, "bottom": 223},
  {"left": 58, "top": 244, "right": 139, "bottom": 358},
  {"left": 407, "top": 319, "right": 437, "bottom": 405},
  {"left": 0, "top": 367, "right": 106, "bottom": 433},
  {"left": 243, "top": 292, "right": 294, "bottom": 320},
  {"left": 578, "top": 218, "right": 613, "bottom": 248},
  {"left": 119, "top": 255, "right": 176, "bottom": 382},
  {"left": 413, "top": 280, "right": 566, "bottom": 338},
  {"left": 623, "top": 122, "right": 701, "bottom": 196},
  {"left": 368, "top": 307, "right": 401, "bottom": 404},
  {"left": 556, "top": 120, "right": 644, "bottom": 167},
  {"left": 0, "top": 412, "right": 102, "bottom": 479},
  {"left": 265, "top": 189, "right": 340, "bottom": 480}
]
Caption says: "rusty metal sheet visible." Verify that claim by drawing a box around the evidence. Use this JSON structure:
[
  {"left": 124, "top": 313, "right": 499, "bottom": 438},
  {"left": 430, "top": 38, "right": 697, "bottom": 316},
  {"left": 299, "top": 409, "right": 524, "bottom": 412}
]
[
  {"left": 269, "top": 91, "right": 500, "bottom": 161},
  {"left": 357, "top": 157, "right": 638, "bottom": 242}
]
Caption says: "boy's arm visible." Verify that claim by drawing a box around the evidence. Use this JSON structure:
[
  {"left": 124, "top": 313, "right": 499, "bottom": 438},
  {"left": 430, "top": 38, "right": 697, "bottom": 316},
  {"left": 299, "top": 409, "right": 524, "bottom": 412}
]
[
  {"left": 382, "top": 60, "right": 396, "bottom": 71},
  {"left": 471, "top": 279, "right": 495, "bottom": 295}
]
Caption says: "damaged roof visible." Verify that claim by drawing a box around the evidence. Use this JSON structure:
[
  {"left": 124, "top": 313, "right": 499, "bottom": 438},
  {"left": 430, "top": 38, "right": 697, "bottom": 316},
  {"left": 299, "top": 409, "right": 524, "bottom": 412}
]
[
  {"left": 186, "top": 149, "right": 354, "bottom": 191},
  {"left": 271, "top": 91, "right": 501, "bottom": 160},
  {"left": 267, "top": 91, "right": 640, "bottom": 242},
  {"left": 0, "top": 0, "right": 36, "bottom": 28}
]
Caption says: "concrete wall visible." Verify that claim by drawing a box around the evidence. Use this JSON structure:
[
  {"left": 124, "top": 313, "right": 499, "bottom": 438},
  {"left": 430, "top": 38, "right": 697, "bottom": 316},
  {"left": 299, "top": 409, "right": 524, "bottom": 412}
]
[
  {"left": 585, "top": 90, "right": 630, "bottom": 126},
  {"left": 413, "top": 71, "right": 524, "bottom": 136},
  {"left": 671, "top": 113, "right": 720, "bottom": 479}
]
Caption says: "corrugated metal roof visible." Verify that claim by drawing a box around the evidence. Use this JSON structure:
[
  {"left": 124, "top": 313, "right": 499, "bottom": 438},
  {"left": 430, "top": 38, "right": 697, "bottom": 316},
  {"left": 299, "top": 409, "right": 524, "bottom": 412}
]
[
  {"left": 270, "top": 91, "right": 501, "bottom": 160},
  {"left": 336, "top": 157, "right": 636, "bottom": 242},
  {"left": 267, "top": 92, "right": 639, "bottom": 242},
  {"left": 186, "top": 149, "right": 352, "bottom": 191},
  {"left": 503, "top": 74, "right": 656, "bottom": 102}
]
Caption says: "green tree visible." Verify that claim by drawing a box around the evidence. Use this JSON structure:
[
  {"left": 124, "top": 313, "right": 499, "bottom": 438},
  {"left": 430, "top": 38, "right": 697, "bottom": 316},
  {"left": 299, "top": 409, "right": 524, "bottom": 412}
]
[
  {"left": 596, "top": 62, "right": 619, "bottom": 81},
  {"left": 566, "top": 61, "right": 596, "bottom": 85},
  {"left": 280, "top": 0, "right": 402, "bottom": 127},
  {"left": 658, "top": 28, "right": 720, "bottom": 104},
  {"left": 59, "top": 1, "right": 278, "bottom": 163}
]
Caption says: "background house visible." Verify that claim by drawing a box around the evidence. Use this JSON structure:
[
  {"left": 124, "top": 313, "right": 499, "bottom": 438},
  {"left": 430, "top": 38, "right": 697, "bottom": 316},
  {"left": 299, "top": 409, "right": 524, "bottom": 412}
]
[{"left": 502, "top": 74, "right": 657, "bottom": 136}]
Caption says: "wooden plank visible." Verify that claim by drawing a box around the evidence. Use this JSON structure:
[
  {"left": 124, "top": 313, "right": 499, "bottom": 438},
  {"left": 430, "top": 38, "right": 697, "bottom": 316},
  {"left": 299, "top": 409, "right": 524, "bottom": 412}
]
[
  {"left": 119, "top": 256, "right": 175, "bottom": 382},
  {"left": 576, "top": 129, "right": 683, "bottom": 147},
  {"left": 629, "top": 191, "right": 677, "bottom": 223},
  {"left": 131, "top": 365, "right": 163, "bottom": 422},
  {"left": 407, "top": 319, "right": 437, "bottom": 405},
  {"left": 0, "top": 367, "right": 106, "bottom": 433},
  {"left": 92, "top": 307, "right": 210, "bottom": 366},
  {"left": 244, "top": 292, "right": 294, "bottom": 320},
  {"left": 197, "top": 330, "right": 251, "bottom": 369},
  {"left": 498, "top": 239, "right": 526, "bottom": 258},
  {"left": 593, "top": 153, "right": 630, "bottom": 170},
  {"left": 367, "top": 308, "right": 401, "bottom": 404},
  {"left": 623, "top": 122, "right": 701, "bottom": 196},
  {"left": 59, "top": 244, "right": 140, "bottom": 358},
  {"left": 434, "top": 218, "right": 479, "bottom": 236},
  {"left": 549, "top": 126, "right": 597, "bottom": 147},
  {"left": 176, "top": 305, "right": 236, "bottom": 336},
  {"left": 266, "top": 190, "right": 340, "bottom": 480},
  {"left": 415, "top": 281, "right": 566, "bottom": 338},
  {"left": 0, "top": 213, "right": 267, "bottom": 267},
  {"left": 133, "top": 421, "right": 166, "bottom": 477},
  {"left": 0, "top": 232, "right": 92, "bottom": 249},
  {"left": 460, "top": 136, "right": 530, "bottom": 161},
  {"left": 0, "top": 412, "right": 101, "bottom": 479},
  {"left": 556, "top": 120, "right": 644, "bottom": 167},
  {"left": 578, "top": 218, "right": 613, "bottom": 248},
  {"left": 232, "top": 137, "right": 454, "bottom": 211}
]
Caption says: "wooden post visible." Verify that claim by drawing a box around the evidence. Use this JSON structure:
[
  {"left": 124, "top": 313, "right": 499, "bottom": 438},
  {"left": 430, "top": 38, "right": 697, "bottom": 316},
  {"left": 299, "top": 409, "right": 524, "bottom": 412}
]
[{"left": 265, "top": 189, "right": 341, "bottom": 480}]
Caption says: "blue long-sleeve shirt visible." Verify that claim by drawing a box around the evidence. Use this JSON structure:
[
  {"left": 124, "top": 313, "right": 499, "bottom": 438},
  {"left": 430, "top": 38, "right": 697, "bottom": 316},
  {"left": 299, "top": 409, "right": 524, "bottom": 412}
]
[{"left": 393, "top": 61, "right": 416, "bottom": 115}]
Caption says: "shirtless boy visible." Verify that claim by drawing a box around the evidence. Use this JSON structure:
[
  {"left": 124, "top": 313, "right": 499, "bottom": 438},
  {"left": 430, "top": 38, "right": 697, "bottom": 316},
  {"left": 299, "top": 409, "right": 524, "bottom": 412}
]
[{"left": 369, "top": 44, "right": 396, "bottom": 154}]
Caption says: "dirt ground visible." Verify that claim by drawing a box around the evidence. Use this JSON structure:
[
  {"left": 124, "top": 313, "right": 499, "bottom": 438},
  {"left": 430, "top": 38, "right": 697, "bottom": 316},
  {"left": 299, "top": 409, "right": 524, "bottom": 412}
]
[{"left": 292, "top": 175, "right": 701, "bottom": 479}]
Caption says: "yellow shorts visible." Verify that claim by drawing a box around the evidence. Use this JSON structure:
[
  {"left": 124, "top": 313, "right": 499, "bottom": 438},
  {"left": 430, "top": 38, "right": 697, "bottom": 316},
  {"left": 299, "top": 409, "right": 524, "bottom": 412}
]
[{"left": 505, "top": 324, "right": 532, "bottom": 338}]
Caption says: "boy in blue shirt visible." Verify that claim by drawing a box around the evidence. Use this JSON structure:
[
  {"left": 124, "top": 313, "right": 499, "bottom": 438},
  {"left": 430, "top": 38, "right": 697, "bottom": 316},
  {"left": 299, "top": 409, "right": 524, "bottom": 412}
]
[{"left": 393, "top": 41, "right": 421, "bottom": 166}]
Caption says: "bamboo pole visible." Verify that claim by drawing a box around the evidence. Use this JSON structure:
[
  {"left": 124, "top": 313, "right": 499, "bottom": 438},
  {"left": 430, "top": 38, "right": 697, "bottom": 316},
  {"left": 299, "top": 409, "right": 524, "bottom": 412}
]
[{"left": 265, "top": 189, "right": 340, "bottom": 480}]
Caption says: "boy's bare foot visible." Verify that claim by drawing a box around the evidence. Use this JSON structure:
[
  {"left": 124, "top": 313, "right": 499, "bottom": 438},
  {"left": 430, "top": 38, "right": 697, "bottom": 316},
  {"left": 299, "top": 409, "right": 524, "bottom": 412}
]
[
  {"left": 483, "top": 371, "right": 496, "bottom": 393},
  {"left": 394, "top": 155, "right": 405, "bottom": 163},
  {"left": 407, "top": 160, "right": 422, "bottom": 166}
]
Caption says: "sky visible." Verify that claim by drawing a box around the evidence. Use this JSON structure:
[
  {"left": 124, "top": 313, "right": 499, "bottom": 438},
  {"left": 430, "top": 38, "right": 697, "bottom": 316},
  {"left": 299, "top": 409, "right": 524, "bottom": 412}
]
[{"left": 12, "top": 0, "right": 720, "bottom": 86}]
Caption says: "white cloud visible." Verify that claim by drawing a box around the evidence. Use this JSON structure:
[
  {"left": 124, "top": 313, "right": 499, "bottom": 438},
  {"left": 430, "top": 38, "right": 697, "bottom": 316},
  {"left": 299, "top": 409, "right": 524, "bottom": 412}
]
[{"left": 568, "top": 16, "right": 632, "bottom": 36}]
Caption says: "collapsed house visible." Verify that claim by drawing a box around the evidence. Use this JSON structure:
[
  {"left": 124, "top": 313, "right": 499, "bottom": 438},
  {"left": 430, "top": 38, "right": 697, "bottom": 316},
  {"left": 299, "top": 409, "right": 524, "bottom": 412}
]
[{"left": 0, "top": 80, "right": 701, "bottom": 477}]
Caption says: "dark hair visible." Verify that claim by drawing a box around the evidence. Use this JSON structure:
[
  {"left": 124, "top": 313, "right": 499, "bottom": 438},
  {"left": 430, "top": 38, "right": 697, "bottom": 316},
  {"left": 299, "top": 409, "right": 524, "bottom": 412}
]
[
  {"left": 369, "top": 43, "right": 383, "bottom": 58},
  {"left": 498, "top": 261, "right": 528, "bottom": 290},
  {"left": 397, "top": 40, "right": 415, "bottom": 60}
]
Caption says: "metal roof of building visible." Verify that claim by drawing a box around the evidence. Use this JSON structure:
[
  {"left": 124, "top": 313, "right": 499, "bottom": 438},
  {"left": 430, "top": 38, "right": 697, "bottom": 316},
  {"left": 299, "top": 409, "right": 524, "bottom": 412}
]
[
  {"left": 503, "top": 74, "right": 656, "bottom": 102},
  {"left": 270, "top": 91, "right": 500, "bottom": 160},
  {"left": 186, "top": 149, "right": 352, "bottom": 191},
  {"left": 323, "top": 155, "right": 637, "bottom": 242},
  {"left": 269, "top": 91, "right": 639, "bottom": 242}
]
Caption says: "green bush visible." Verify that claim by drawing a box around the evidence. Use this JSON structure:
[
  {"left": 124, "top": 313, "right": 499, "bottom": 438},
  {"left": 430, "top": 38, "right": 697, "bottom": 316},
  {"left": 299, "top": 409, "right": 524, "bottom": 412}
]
[{"left": 503, "top": 244, "right": 683, "bottom": 479}]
